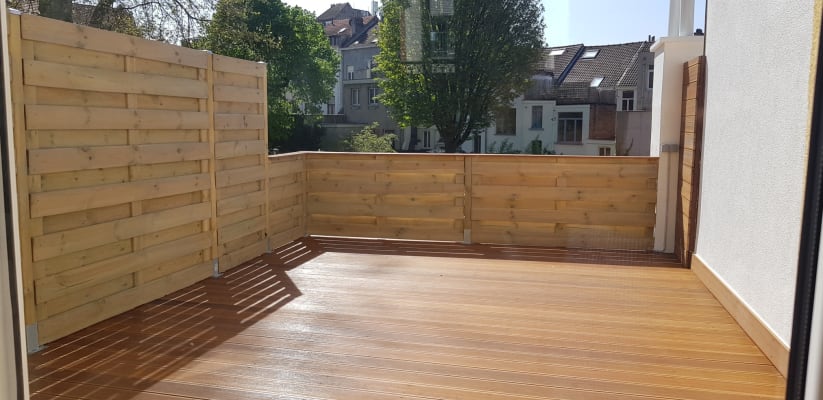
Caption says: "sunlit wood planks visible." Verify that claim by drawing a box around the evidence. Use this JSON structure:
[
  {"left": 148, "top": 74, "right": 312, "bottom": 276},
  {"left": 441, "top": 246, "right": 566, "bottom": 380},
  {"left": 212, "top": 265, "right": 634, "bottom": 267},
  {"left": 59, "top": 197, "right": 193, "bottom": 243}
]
[{"left": 28, "top": 238, "right": 786, "bottom": 399}]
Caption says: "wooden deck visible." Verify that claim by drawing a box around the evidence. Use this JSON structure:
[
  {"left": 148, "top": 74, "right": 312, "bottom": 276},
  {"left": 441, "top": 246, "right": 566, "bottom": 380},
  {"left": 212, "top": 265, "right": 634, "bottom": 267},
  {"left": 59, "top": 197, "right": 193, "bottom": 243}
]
[{"left": 28, "top": 237, "right": 786, "bottom": 399}]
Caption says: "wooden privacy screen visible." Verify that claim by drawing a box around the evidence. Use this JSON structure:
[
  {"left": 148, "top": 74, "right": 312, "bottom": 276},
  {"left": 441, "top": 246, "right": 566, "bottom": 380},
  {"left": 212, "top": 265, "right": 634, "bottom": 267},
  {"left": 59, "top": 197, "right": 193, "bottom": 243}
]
[
  {"left": 7, "top": 13, "right": 269, "bottom": 345},
  {"left": 675, "top": 56, "right": 706, "bottom": 266},
  {"left": 301, "top": 153, "right": 657, "bottom": 250},
  {"left": 470, "top": 156, "right": 658, "bottom": 250},
  {"left": 268, "top": 153, "right": 307, "bottom": 249},
  {"left": 305, "top": 153, "right": 466, "bottom": 241},
  {"left": 212, "top": 56, "right": 268, "bottom": 272}
]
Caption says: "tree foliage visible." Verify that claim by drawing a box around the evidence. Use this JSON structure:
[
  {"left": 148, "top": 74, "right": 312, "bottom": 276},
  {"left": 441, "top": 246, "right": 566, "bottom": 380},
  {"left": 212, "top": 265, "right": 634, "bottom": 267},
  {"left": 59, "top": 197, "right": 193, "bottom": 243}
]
[
  {"left": 13, "top": 0, "right": 212, "bottom": 43},
  {"left": 344, "top": 123, "right": 397, "bottom": 153},
  {"left": 202, "top": 0, "right": 339, "bottom": 139},
  {"left": 377, "top": 0, "right": 544, "bottom": 152}
]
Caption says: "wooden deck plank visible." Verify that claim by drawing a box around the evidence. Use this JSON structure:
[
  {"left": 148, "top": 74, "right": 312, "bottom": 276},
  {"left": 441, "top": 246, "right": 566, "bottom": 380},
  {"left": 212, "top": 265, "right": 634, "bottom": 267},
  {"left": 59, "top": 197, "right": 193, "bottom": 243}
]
[{"left": 29, "top": 238, "right": 785, "bottom": 399}]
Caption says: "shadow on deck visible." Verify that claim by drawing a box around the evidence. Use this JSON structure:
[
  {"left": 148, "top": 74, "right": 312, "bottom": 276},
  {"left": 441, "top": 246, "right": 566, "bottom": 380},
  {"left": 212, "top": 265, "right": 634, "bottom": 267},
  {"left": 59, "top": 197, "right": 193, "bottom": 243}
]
[{"left": 28, "top": 238, "right": 785, "bottom": 400}]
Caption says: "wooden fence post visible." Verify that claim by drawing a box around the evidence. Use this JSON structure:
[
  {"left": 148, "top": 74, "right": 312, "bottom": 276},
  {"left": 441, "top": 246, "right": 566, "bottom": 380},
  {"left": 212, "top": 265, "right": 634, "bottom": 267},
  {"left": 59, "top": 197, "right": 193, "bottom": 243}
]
[
  {"left": 7, "top": 11, "right": 39, "bottom": 352},
  {"left": 205, "top": 51, "right": 220, "bottom": 277},
  {"left": 463, "top": 155, "right": 473, "bottom": 244}
]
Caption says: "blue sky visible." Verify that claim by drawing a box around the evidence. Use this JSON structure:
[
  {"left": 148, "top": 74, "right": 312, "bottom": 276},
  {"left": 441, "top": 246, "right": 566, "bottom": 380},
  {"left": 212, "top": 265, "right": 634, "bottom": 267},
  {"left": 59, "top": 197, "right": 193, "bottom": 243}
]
[{"left": 283, "top": 0, "right": 707, "bottom": 46}]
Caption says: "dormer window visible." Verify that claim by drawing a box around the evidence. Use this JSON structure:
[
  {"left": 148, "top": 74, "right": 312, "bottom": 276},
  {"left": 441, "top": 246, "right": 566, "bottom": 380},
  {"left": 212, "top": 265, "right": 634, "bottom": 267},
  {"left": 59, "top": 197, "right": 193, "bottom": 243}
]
[{"left": 581, "top": 49, "right": 599, "bottom": 59}]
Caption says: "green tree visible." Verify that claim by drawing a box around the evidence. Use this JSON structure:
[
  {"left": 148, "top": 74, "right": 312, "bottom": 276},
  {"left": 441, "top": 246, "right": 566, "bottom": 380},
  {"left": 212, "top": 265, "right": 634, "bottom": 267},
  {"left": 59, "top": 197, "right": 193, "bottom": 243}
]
[
  {"left": 344, "top": 123, "right": 397, "bottom": 153},
  {"left": 377, "top": 0, "right": 544, "bottom": 153},
  {"left": 14, "top": 0, "right": 210, "bottom": 42},
  {"left": 202, "top": 0, "right": 339, "bottom": 145}
]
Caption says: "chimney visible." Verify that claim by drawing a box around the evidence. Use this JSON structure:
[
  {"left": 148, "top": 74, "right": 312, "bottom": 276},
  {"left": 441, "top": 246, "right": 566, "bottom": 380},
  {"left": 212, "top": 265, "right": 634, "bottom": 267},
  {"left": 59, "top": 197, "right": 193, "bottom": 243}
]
[{"left": 667, "top": 0, "right": 695, "bottom": 37}]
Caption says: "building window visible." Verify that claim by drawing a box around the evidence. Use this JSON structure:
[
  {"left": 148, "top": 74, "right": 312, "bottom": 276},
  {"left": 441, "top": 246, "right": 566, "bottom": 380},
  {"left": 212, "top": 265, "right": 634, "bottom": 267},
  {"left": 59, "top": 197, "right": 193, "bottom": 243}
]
[
  {"left": 621, "top": 90, "right": 635, "bottom": 111},
  {"left": 648, "top": 65, "right": 654, "bottom": 89},
  {"left": 347, "top": 65, "right": 354, "bottom": 80},
  {"left": 549, "top": 48, "right": 565, "bottom": 56},
  {"left": 531, "top": 105, "right": 543, "bottom": 129},
  {"left": 581, "top": 49, "right": 599, "bottom": 59},
  {"left": 351, "top": 88, "right": 360, "bottom": 106},
  {"left": 423, "top": 130, "right": 432, "bottom": 148},
  {"left": 430, "top": 19, "right": 454, "bottom": 59},
  {"left": 327, "top": 103, "right": 335, "bottom": 115},
  {"left": 599, "top": 147, "right": 612, "bottom": 156},
  {"left": 557, "top": 112, "right": 583, "bottom": 143},
  {"left": 495, "top": 108, "right": 516, "bottom": 135},
  {"left": 590, "top": 77, "right": 604, "bottom": 87},
  {"left": 368, "top": 87, "right": 379, "bottom": 104}
]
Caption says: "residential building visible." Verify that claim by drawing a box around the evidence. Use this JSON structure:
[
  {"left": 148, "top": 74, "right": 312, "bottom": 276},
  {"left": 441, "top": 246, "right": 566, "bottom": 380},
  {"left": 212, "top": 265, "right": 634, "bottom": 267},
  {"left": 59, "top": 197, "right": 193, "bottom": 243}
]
[
  {"left": 316, "top": 2, "right": 372, "bottom": 26},
  {"left": 396, "top": 41, "right": 653, "bottom": 155},
  {"left": 313, "top": 2, "right": 382, "bottom": 137},
  {"left": 480, "top": 41, "right": 653, "bottom": 156},
  {"left": 321, "top": 26, "right": 401, "bottom": 150}
]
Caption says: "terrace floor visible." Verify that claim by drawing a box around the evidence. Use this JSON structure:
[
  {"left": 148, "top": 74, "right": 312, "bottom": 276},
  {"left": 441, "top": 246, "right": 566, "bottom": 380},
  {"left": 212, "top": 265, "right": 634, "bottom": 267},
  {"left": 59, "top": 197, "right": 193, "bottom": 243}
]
[{"left": 28, "top": 237, "right": 786, "bottom": 399}]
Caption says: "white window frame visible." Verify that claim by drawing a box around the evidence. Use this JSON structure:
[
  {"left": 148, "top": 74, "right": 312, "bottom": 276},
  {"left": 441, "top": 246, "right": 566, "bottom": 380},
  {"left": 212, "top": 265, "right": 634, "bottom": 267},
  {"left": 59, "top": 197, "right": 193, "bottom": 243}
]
[
  {"left": 557, "top": 112, "right": 583, "bottom": 144},
  {"left": 647, "top": 65, "right": 654, "bottom": 89},
  {"left": 530, "top": 105, "right": 543, "bottom": 130},
  {"left": 423, "top": 130, "right": 432, "bottom": 148},
  {"left": 368, "top": 87, "right": 379, "bottom": 105},
  {"left": 347, "top": 65, "right": 354, "bottom": 80},
  {"left": 599, "top": 147, "right": 612, "bottom": 156},
  {"left": 351, "top": 88, "right": 360, "bottom": 106},
  {"left": 620, "top": 90, "right": 635, "bottom": 111}
]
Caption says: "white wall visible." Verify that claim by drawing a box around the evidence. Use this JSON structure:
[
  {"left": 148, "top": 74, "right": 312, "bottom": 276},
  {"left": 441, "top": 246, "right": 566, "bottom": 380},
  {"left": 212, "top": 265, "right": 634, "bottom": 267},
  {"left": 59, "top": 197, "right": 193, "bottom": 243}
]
[
  {"left": 648, "top": 36, "right": 702, "bottom": 252},
  {"left": 696, "top": 0, "right": 815, "bottom": 345}
]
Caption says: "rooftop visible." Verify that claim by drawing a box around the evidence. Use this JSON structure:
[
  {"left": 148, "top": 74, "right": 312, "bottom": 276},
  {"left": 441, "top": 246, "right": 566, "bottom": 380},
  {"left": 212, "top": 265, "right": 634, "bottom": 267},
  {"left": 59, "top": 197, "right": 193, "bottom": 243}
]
[{"left": 563, "top": 41, "right": 650, "bottom": 88}]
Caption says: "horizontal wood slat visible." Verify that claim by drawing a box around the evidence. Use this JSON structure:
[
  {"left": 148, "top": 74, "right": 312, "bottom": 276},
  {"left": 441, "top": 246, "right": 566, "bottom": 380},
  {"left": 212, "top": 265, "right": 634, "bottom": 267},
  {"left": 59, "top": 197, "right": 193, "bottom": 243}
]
[
  {"left": 29, "top": 143, "right": 210, "bottom": 174},
  {"left": 20, "top": 13, "right": 208, "bottom": 68},
  {"left": 32, "top": 202, "right": 210, "bottom": 261},
  {"left": 30, "top": 173, "right": 210, "bottom": 218},
  {"left": 25, "top": 60, "right": 208, "bottom": 99},
  {"left": 26, "top": 105, "right": 209, "bottom": 130}
]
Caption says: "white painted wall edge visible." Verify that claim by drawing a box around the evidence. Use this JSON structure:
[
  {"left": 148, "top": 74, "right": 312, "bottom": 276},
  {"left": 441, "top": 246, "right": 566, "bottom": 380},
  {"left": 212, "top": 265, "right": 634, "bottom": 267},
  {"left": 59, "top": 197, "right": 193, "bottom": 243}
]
[
  {"left": 691, "top": 253, "right": 790, "bottom": 376},
  {"left": 693, "top": 253, "right": 789, "bottom": 349}
]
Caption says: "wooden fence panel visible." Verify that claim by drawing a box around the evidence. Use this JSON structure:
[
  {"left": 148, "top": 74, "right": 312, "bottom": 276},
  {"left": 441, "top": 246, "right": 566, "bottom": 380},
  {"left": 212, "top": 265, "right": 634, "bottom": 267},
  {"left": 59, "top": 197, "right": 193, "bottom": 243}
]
[
  {"left": 8, "top": 14, "right": 266, "bottom": 345},
  {"left": 305, "top": 153, "right": 466, "bottom": 242},
  {"left": 212, "top": 55, "right": 268, "bottom": 272},
  {"left": 676, "top": 56, "right": 706, "bottom": 266},
  {"left": 268, "top": 154, "right": 306, "bottom": 249},
  {"left": 470, "top": 156, "right": 658, "bottom": 250}
]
